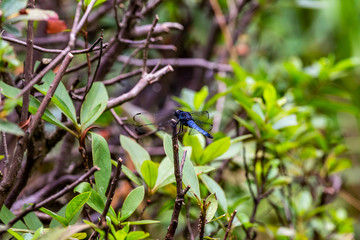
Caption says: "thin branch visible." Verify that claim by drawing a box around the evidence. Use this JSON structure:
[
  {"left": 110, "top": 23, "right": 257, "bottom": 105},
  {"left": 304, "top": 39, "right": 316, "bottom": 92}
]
[
  {"left": 117, "top": 56, "right": 233, "bottom": 72},
  {"left": 180, "top": 150, "right": 187, "bottom": 174},
  {"left": 89, "top": 158, "right": 123, "bottom": 240},
  {"left": 69, "top": 0, "right": 83, "bottom": 48},
  {"left": 85, "top": 31, "right": 104, "bottom": 94},
  {"left": 119, "top": 45, "right": 143, "bottom": 75},
  {"left": 141, "top": 0, "right": 162, "bottom": 16},
  {"left": 20, "top": 0, "right": 34, "bottom": 124},
  {"left": 1, "top": 131, "right": 8, "bottom": 163},
  {"left": 0, "top": 35, "right": 107, "bottom": 55},
  {"left": 1, "top": 166, "right": 99, "bottom": 233},
  {"left": 165, "top": 120, "right": 190, "bottom": 239},
  {"left": 101, "top": 158, "right": 123, "bottom": 222},
  {"left": 132, "top": 22, "right": 183, "bottom": 37},
  {"left": 74, "top": 68, "right": 142, "bottom": 94},
  {"left": 110, "top": 108, "right": 139, "bottom": 139},
  {"left": 66, "top": 54, "right": 100, "bottom": 74},
  {"left": 209, "top": 0, "right": 235, "bottom": 59},
  {"left": 198, "top": 199, "right": 207, "bottom": 240},
  {"left": 113, "top": 0, "right": 121, "bottom": 32},
  {"left": 106, "top": 64, "right": 173, "bottom": 109},
  {"left": 11, "top": 174, "right": 79, "bottom": 211},
  {"left": 27, "top": 53, "right": 74, "bottom": 138},
  {"left": 142, "top": 15, "right": 159, "bottom": 73},
  {"left": 223, "top": 210, "right": 237, "bottom": 240}
]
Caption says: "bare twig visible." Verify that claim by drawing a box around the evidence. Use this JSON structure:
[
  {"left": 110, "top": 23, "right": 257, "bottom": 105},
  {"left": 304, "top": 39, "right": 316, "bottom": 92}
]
[
  {"left": 106, "top": 64, "right": 173, "bottom": 109},
  {"left": 74, "top": 68, "right": 142, "bottom": 94},
  {"left": 198, "top": 199, "right": 207, "bottom": 240},
  {"left": 11, "top": 174, "right": 79, "bottom": 211},
  {"left": 66, "top": 54, "right": 100, "bottom": 74},
  {"left": 209, "top": 0, "right": 235, "bottom": 59},
  {"left": 117, "top": 56, "right": 233, "bottom": 72},
  {"left": 110, "top": 108, "right": 139, "bottom": 139},
  {"left": 1, "top": 167, "right": 99, "bottom": 234},
  {"left": 20, "top": 0, "right": 34, "bottom": 124},
  {"left": 142, "top": 15, "right": 159, "bottom": 73},
  {"left": 89, "top": 158, "right": 123, "bottom": 240},
  {"left": 223, "top": 210, "right": 237, "bottom": 240},
  {"left": 165, "top": 121, "right": 191, "bottom": 239},
  {"left": 1, "top": 131, "right": 8, "bottom": 163},
  {"left": 27, "top": 53, "right": 74, "bottom": 138},
  {"left": 132, "top": 22, "right": 183, "bottom": 37},
  {"left": 101, "top": 158, "right": 123, "bottom": 222},
  {"left": 141, "top": 0, "right": 162, "bottom": 16},
  {"left": 85, "top": 32, "right": 104, "bottom": 95},
  {"left": 0, "top": 35, "right": 107, "bottom": 54}
]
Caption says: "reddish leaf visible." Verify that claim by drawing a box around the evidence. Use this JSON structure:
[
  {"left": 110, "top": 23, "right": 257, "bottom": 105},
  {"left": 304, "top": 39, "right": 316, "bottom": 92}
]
[{"left": 46, "top": 19, "right": 67, "bottom": 34}]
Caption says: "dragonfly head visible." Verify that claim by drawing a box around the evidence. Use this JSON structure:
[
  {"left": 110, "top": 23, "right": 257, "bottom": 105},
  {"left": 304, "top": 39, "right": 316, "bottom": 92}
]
[{"left": 174, "top": 110, "right": 183, "bottom": 119}]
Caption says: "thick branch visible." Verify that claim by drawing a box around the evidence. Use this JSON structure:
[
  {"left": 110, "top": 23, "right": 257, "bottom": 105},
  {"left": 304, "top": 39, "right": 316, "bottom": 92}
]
[{"left": 106, "top": 65, "right": 173, "bottom": 109}]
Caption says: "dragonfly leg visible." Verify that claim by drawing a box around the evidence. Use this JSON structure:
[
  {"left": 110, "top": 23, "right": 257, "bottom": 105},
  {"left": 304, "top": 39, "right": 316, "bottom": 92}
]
[{"left": 177, "top": 123, "right": 183, "bottom": 135}]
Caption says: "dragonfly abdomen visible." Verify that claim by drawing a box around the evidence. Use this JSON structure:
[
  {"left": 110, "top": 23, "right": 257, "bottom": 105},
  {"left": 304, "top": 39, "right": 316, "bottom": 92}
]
[{"left": 187, "top": 120, "right": 213, "bottom": 139}]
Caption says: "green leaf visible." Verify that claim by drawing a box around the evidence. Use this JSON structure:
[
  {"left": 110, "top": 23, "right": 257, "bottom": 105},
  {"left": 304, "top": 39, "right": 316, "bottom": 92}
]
[
  {"left": 39, "top": 207, "right": 68, "bottom": 226},
  {"left": 3, "top": 22, "right": 21, "bottom": 36},
  {"left": 0, "top": 82, "right": 73, "bottom": 133},
  {"left": 263, "top": 84, "right": 277, "bottom": 108},
  {"left": 34, "top": 71, "right": 77, "bottom": 125},
  {"left": 91, "top": 132, "right": 111, "bottom": 196},
  {"left": 234, "top": 115, "right": 256, "bottom": 136},
  {"left": 230, "top": 60, "right": 247, "bottom": 83},
  {"left": 203, "top": 91, "right": 229, "bottom": 111},
  {"left": 120, "top": 186, "right": 145, "bottom": 221},
  {"left": 74, "top": 182, "right": 117, "bottom": 218},
  {"left": 183, "top": 133, "right": 204, "bottom": 164},
  {"left": 37, "top": 224, "right": 90, "bottom": 240},
  {"left": 163, "top": 134, "right": 200, "bottom": 197},
  {"left": 272, "top": 114, "right": 297, "bottom": 130},
  {"left": 141, "top": 160, "right": 158, "bottom": 190},
  {"left": 200, "top": 174, "right": 227, "bottom": 212},
  {"left": 65, "top": 192, "right": 91, "bottom": 224},
  {"left": 236, "top": 212, "right": 253, "bottom": 228},
  {"left": 205, "top": 193, "right": 218, "bottom": 222},
  {"left": 7, "top": 9, "right": 58, "bottom": 23},
  {"left": 121, "top": 165, "right": 142, "bottom": 186},
  {"left": 23, "top": 211, "right": 43, "bottom": 231},
  {"left": 172, "top": 96, "right": 192, "bottom": 110},
  {"left": 154, "top": 157, "right": 175, "bottom": 190},
  {"left": 1, "top": 0, "right": 26, "bottom": 18},
  {"left": 122, "top": 220, "right": 160, "bottom": 225},
  {"left": 201, "top": 137, "right": 231, "bottom": 164},
  {"left": 80, "top": 82, "right": 108, "bottom": 130},
  {"left": 194, "top": 86, "right": 209, "bottom": 110},
  {"left": 126, "top": 231, "right": 149, "bottom": 240},
  {"left": 84, "top": 0, "right": 107, "bottom": 7},
  {"left": 194, "top": 166, "right": 216, "bottom": 175},
  {"left": 120, "top": 134, "right": 151, "bottom": 176},
  {"left": 295, "top": 191, "right": 312, "bottom": 215},
  {"left": 7, "top": 229, "right": 24, "bottom": 240},
  {"left": 0, "top": 205, "right": 27, "bottom": 229},
  {"left": 0, "top": 119, "right": 24, "bottom": 136},
  {"left": 266, "top": 176, "right": 292, "bottom": 189}
]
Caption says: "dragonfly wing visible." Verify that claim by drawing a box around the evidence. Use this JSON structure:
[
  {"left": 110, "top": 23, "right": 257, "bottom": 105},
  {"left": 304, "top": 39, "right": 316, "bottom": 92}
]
[
  {"left": 189, "top": 111, "right": 210, "bottom": 122},
  {"left": 132, "top": 112, "right": 174, "bottom": 134}
]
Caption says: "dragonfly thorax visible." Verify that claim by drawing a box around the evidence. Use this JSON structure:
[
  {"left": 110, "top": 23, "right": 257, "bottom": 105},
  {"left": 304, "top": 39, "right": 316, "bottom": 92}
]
[{"left": 175, "top": 110, "right": 193, "bottom": 125}]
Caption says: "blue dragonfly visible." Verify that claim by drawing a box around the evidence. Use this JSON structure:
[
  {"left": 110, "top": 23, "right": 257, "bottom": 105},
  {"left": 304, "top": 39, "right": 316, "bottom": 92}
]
[{"left": 133, "top": 110, "right": 213, "bottom": 139}]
